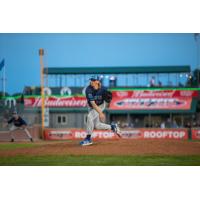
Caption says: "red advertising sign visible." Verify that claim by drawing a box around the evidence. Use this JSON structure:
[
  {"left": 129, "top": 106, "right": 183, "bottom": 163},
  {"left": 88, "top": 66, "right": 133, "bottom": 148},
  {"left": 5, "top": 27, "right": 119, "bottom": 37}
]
[
  {"left": 44, "top": 129, "right": 118, "bottom": 140},
  {"left": 112, "top": 90, "right": 198, "bottom": 98},
  {"left": 109, "top": 97, "right": 192, "bottom": 110},
  {"left": 14, "top": 90, "right": 197, "bottom": 110},
  {"left": 140, "top": 128, "right": 188, "bottom": 139},
  {"left": 24, "top": 96, "right": 87, "bottom": 108},
  {"left": 191, "top": 129, "right": 200, "bottom": 140},
  {"left": 44, "top": 128, "right": 188, "bottom": 140},
  {"left": 110, "top": 90, "right": 196, "bottom": 110}
]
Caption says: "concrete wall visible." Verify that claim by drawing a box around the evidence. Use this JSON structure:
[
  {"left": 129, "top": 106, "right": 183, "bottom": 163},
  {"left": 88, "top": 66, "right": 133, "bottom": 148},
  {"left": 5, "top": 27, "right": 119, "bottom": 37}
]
[{"left": 50, "top": 112, "right": 87, "bottom": 128}]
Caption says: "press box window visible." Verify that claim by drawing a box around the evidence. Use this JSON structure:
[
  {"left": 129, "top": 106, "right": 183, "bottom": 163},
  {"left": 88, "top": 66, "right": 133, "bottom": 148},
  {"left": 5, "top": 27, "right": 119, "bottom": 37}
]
[{"left": 57, "top": 115, "right": 67, "bottom": 125}]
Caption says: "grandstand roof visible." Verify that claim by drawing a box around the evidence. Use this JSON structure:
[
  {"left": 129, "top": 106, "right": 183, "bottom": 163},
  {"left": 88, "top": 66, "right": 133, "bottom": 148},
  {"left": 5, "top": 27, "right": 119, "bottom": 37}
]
[{"left": 44, "top": 65, "right": 191, "bottom": 75}]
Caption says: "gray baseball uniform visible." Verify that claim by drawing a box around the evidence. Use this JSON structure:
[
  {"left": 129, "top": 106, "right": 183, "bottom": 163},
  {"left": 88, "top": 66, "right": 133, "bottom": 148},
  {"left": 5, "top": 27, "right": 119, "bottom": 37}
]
[
  {"left": 7, "top": 116, "right": 32, "bottom": 140},
  {"left": 85, "top": 85, "right": 111, "bottom": 135}
]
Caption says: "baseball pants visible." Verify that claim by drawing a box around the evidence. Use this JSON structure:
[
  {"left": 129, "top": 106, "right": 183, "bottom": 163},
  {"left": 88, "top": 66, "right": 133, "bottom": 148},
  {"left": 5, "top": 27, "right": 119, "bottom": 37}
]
[
  {"left": 86, "top": 102, "right": 111, "bottom": 135},
  {"left": 9, "top": 125, "right": 32, "bottom": 140}
]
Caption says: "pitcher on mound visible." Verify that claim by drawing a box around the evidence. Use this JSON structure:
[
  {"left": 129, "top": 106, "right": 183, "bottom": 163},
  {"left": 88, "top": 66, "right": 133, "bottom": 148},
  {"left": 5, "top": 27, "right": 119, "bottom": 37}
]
[{"left": 80, "top": 76, "right": 121, "bottom": 146}]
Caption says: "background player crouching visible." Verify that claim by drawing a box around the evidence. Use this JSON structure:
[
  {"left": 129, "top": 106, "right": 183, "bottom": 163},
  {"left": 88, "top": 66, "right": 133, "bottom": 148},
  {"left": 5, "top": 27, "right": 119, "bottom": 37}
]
[{"left": 5, "top": 111, "right": 34, "bottom": 142}]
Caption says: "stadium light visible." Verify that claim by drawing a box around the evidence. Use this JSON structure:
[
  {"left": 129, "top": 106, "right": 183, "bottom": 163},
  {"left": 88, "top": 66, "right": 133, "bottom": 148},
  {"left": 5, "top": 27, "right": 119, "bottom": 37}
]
[{"left": 39, "top": 48, "right": 45, "bottom": 138}]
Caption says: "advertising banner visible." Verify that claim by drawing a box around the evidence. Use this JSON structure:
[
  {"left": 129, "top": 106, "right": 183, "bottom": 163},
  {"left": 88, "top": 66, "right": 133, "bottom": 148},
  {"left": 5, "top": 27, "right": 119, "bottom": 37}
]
[
  {"left": 44, "top": 128, "right": 188, "bottom": 140},
  {"left": 24, "top": 96, "right": 87, "bottom": 108},
  {"left": 7, "top": 90, "right": 197, "bottom": 110},
  {"left": 44, "top": 129, "right": 118, "bottom": 140},
  {"left": 191, "top": 129, "right": 200, "bottom": 140},
  {"left": 140, "top": 128, "right": 188, "bottom": 139},
  {"left": 112, "top": 90, "right": 198, "bottom": 98},
  {"left": 109, "top": 97, "right": 192, "bottom": 110},
  {"left": 110, "top": 90, "right": 196, "bottom": 110}
]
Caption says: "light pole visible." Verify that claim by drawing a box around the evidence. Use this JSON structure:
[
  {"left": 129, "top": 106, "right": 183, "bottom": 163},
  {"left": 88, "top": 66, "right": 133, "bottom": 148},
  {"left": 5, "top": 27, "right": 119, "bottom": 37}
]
[
  {"left": 39, "top": 48, "right": 45, "bottom": 137},
  {"left": 194, "top": 33, "right": 200, "bottom": 86}
]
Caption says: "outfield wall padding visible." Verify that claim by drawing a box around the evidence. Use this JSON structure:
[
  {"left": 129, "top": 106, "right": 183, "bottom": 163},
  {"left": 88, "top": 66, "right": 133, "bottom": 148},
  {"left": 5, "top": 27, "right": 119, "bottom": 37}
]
[{"left": 44, "top": 128, "right": 189, "bottom": 140}]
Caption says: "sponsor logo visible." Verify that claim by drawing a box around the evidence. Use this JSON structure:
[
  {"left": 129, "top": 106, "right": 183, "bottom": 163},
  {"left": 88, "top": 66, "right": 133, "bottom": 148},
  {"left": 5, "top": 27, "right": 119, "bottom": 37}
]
[
  {"left": 49, "top": 133, "right": 64, "bottom": 138},
  {"left": 48, "top": 130, "right": 73, "bottom": 138},
  {"left": 180, "top": 91, "right": 193, "bottom": 97},
  {"left": 132, "top": 90, "right": 175, "bottom": 98},
  {"left": 92, "top": 131, "right": 115, "bottom": 138},
  {"left": 121, "top": 130, "right": 142, "bottom": 138},
  {"left": 116, "top": 91, "right": 129, "bottom": 98},
  {"left": 50, "top": 131, "right": 72, "bottom": 135},
  {"left": 115, "top": 98, "right": 187, "bottom": 109},
  {"left": 144, "top": 131, "right": 185, "bottom": 138},
  {"left": 25, "top": 97, "right": 87, "bottom": 107},
  {"left": 75, "top": 131, "right": 115, "bottom": 139},
  {"left": 75, "top": 131, "right": 87, "bottom": 138}
]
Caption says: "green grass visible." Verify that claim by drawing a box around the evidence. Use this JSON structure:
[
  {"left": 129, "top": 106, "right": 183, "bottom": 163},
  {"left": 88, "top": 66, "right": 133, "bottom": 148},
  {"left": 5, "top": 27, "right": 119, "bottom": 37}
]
[
  {"left": 1, "top": 155, "right": 200, "bottom": 166},
  {"left": 0, "top": 141, "right": 71, "bottom": 150},
  {"left": 1, "top": 142, "right": 200, "bottom": 166},
  {"left": 0, "top": 143, "right": 38, "bottom": 150}
]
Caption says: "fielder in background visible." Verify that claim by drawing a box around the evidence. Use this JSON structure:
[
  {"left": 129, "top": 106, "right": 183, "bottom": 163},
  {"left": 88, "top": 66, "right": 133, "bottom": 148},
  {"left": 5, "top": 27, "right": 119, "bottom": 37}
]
[
  {"left": 80, "top": 76, "right": 121, "bottom": 146},
  {"left": 6, "top": 111, "right": 33, "bottom": 142}
]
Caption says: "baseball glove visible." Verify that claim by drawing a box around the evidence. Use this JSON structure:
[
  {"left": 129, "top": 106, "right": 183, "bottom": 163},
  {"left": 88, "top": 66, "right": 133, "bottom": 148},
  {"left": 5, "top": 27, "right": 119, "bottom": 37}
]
[{"left": 103, "top": 90, "right": 113, "bottom": 103}]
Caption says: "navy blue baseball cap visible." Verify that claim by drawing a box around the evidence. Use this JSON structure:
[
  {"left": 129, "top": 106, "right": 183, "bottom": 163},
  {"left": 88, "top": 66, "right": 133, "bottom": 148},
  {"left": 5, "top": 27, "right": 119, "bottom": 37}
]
[{"left": 89, "top": 75, "right": 100, "bottom": 81}]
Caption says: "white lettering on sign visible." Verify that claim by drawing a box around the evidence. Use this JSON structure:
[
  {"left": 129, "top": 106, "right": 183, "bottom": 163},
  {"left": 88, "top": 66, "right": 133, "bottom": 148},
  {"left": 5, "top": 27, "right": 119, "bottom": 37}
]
[
  {"left": 116, "top": 91, "right": 129, "bottom": 97},
  {"left": 93, "top": 131, "right": 114, "bottom": 138},
  {"left": 133, "top": 91, "right": 175, "bottom": 98},
  {"left": 50, "top": 131, "right": 71, "bottom": 135},
  {"left": 30, "top": 97, "right": 87, "bottom": 107},
  {"left": 75, "top": 131, "right": 87, "bottom": 138},
  {"left": 180, "top": 91, "right": 193, "bottom": 97},
  {"left": 144, "top": 131, "right": 185, "bottom": 138},
  {"left": 74, "top": 131, "right": 114, "bottom": 139}
]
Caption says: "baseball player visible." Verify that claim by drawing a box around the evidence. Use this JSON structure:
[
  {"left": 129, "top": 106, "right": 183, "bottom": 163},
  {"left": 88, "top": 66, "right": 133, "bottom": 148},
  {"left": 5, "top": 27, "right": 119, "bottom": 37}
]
[
  {"left": 6, "top": 111, "right": 33, "bottom": 142},
  {"left": 80, "top": 76, "right": 121, "bottom": 146}
]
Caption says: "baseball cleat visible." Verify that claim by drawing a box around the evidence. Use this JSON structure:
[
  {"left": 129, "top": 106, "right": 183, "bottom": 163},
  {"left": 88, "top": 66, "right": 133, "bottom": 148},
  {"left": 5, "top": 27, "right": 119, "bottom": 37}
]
[
  {"left": 111, "top": 123, "right": 121, "bottom": 138},
  {"left": 30, "top": 138, "right": 34, "bottom": 142},
  {"left": 10, "top": 138, "right": 14, "bottom": 142},
  {"left": 80, "top": 138, "right": 93, "bottom": 146}
]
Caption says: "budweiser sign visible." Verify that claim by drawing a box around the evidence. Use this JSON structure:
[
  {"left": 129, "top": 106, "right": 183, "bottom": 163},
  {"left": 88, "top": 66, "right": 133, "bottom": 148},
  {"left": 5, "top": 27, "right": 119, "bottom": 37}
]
[
  {"left": 112, "top": 90, "right": 198, "bottom": 98},
  {"left": 24, "top": 96, "right": 87, "bottom": 108},
  {"left": 132, "top": 90, "right": 175, "bottom": 98}
]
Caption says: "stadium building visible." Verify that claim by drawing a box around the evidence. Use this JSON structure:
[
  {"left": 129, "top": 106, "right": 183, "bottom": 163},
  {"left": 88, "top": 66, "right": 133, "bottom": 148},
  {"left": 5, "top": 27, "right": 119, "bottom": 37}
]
[{"left": 2, "top": 65, "right": 200, "bottom": 131}]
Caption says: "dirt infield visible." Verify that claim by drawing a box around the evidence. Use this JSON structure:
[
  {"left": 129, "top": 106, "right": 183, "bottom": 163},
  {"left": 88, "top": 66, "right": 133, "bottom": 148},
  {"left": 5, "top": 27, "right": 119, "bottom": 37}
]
[{"left": 0, "top": 139, "right": 200, "bottom": 157}]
